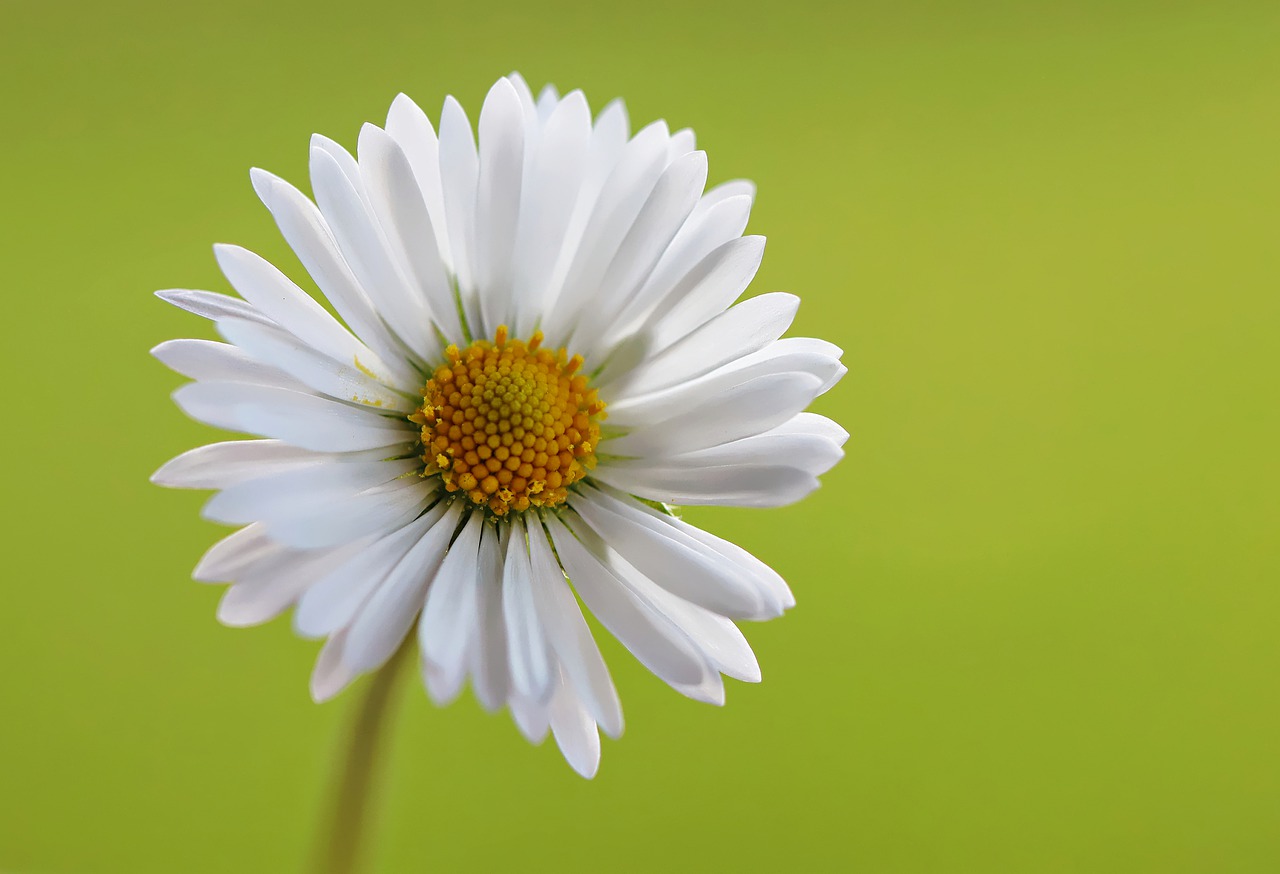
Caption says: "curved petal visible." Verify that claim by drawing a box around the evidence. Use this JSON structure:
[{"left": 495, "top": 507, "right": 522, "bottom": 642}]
[
  {"left": 593, "top": 461, "right": 821, "bottom": 509},
  {"left": 357, "top": 123, "right": 463, "bottom": 343},
  {"left": 602, "top": 291, "right": 797, "bottom": 398},
  {"left": 192, "top": 523, "right": 276, "bottom": 582},
  {"left": 418, "top": 509, "right": 485, "bottom": 702},
  {"left": 541, "top": 120, "right": 671, "bottom": 346},
  {"left": 548, "top": 666, "right": 602, "bottom": 779},
  {"left": 473, "top": 77, "right": 526, "bottom": 332},
  {"left": 528, "top": 517, "right": 623, "bottom": 738},
  {"left": 469, "top": 523, "right": 511, "bottom": 712},
  {"left": 548, "top": 514, "right": 710, "bottom": 689},
  {"left": 385, "top": 93, "right": 452, "bottom": 264},
  {"left": 606, "top": 193, "right": 754, "bottom": 344},
  {"left": 293, "top": 506, "right": 442, "bottom": 639},
  {"left": 510, "top": 90, "right": 591, "bottom": 337},
  {"left": 535, "top": 82, "right": 560, "bottom": 121},
  {"left": 155, "top": 289, "right": 275, "bottom": 326},
  {"left": 152, "top": 339, "right": 310, "bottom": 393},
  {"left": 605, "top": 337, "right": 844, "bottom": 426},
  {"left": 577, "top": 539, "right": 761, "bottom": 684},
  {"left": 603, "top": 372, "right": 823, "bottom": 458},
  {"left": 311, "top": 629, "right": 358, "bottom": 702},
  {"left": 217, "top": 318, "right": 412, "bottom": 412},
  {"left": 212, "top": 243, "right": 373, "bottom": 369},
  {"left": 172, "top": 381, "right": 414, "bottom": 452},
  {"left": 610, "top": 430, "right": 844, "bottom": 480},
  {"left": 201, "top": 457, "right": 420, "bottom": 525},
  {"left": 571, "top": 150, "right": 710, "bottom": 361},
  {"left": 509, "top": 693, "right": 551, "bottom": 745},
  {"left": 593, "top": 485, "right": 796, "bottom": 610},
  {"left": 344, "top": 501, "right": 466, "bottom": 674},
  {"left": 152, "top": 440, "right": 327, "bottom": 490},
  {"left": 266, "top": 475, "right": 436, "bottom": 549},
  {"left": 565, "top": 491, "right": 778, "bottom": 620},
  {"left": 248, "top": 168, "right": 414, "bottom": 387},
  {"left": 502, "top": 516, "right": 554, "bottom": 704},
  {"left": 310, "top": 146, "right": 440, "bottom": 365},
  {"left": 437, "top": 95, "right": 480, "bottom": 330},
  {"left": 217, "top": 540, "right": 363, "bottom": 627}
]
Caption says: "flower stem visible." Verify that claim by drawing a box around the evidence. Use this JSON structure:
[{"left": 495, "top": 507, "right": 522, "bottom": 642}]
[{"left": 311, "top": 638, "right": 415, "bottom": 874}]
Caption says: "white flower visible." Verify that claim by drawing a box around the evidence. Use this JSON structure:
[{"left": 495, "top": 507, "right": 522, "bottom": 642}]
[{"left": 153, "top": 73, "right": 846, "bottom": 778}]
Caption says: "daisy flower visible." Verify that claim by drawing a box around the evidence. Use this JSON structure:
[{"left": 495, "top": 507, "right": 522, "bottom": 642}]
[{"left": 153, "top": 73, "right": 846, "bottom": 778}]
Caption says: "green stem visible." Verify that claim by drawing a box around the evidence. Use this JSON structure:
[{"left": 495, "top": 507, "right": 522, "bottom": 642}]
[{"left": 311, "top": 638, "right": 414, "bottom": 874}]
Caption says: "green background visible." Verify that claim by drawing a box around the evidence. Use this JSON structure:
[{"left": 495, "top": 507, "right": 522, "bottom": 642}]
[{"left": 3, "top": 0, "right": 1277, "bottom": 871}]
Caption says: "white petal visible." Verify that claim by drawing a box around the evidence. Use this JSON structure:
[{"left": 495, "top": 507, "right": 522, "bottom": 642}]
[
  {"left": 217, "top": 541, "right": 362, "bottom": 627},
  {"left": 473, "top": 78, "right": 526, "bottom": 332},
  {"left": 605, "top": 337, "right": 843, "bottom": 426},
  {"left": 771, "top": 410, "right": 850, "bottom": 443},
  {"left": 597, "top": 485, "right": 795, "bottom": 609},
  {"left": 554, "top": 97, "right": 628, "bottom": 264},
  {"left": 557, "top": 515, "right": 726, "bottom": 704},
  {"left": 309, "top": 146, "right": 440, "bottom": 364},
  {"left": 720, "top": 337, "right": 847, "bottom": 397},
  {"left": 570, "top": 150, "right": 709, "bottom": 360},
  {"left": 217, "top": 318, "right": 412, "bottom": 412},
  {"left": 588, "top": 545, "right": 760, "bottom": 683},
  {"left": 469, "top": 523, "right": 511, "bottom": 712},
  {"left": 632, "top": 233, "right": 767, "bottom": 356},
  {"left": 192, "top": 523, "right": 276, "bottom": 582},
  {"left": 293, "top": 507, "right": 441, "bottom": 638},
  {"left": 603, "top": 278, "right": 790, "bottom": 403},
  {"left": 344, "top": 502, "right": 466, "bottom": 674},
  {"left": 151, "top": 339, "right": 310, "bottom": 393},
  {"left": 509, "top": 694, "right": 550, "bottom": 744},
  {"left": 535, "top": 82, "right": 560, "bottom": 121},
  {"left": 311, "top": 630, "right": 358, "bottom": 702},
  {"left": 567, "top": 490, "right": 778, "bottom": 619},
  {"left": 668, "top": 128, "right": 696, "bottom": 159},
  {"left": 152, "top": 439, "right": 329, "bottom": 490},
  {"left": 172, "top": 381, "right": 413, "bottom": 452},
  {"left": 541, "top": 120, "right": 672, "bottom": 345},
  {"left": 593, "top": 461, "right": 821, "bottom": 509},
  {"left": 437, "top": 96, "right": 480, "bottom": 330},
  {"left": 505, "top": 72, "right": 540, "bottom": 146},
  {"left": 267, "top": 475, "right": 435, "bottom": 549},
  {"left": 201, "top": 457, "right": 420, "bottom": 525},
  {"left": 604, "top": 372, "right": 823, "bottom": 458},
  {"left": 502, "top": 516, "right": 554, "bottom": 704},
  {"left": 531, "top": 97, "right": 627, "bottom": 326},
  {"left": 510, "top": 90, "right": 591, "bottom": 337},
  {"left": 385, "top": 93, "right": 452, "bottom": 264},
  {"left": 615, "top": 410, "right": 850, "bottom": 480},
  {"left": 697, "top": 179, "right": 756, "bottom": 211},
  {"left": 612, "top": 430, "right": 844, "bottom": 480},
  {"left": 212, "top": 243, "right": 374, "bottom": 369},
  {"left": 528, "top": 517, "right": 623, "bottom": 738},
  {"left": 607, "top": 193, "right": 753, "bottom": 342},
  {"left": 310, "top": 133, "right": 370, "bottom": 210},
  {"left": 548, "top": 666, "right": 602, "bottom": 779},
  {"left": 418, "top": 509, "right": 485, "bottom": 702},
  {"left": 422, "top": 658, "right": 465, "bottom": 709},
  {"left": 357, "top": 123, "right": 463, "bottom": 343},
  {"left": 248, "top": 168, "right": 414, "bottom": 387},
  {"left": 155, "top": 289, "right": 274, "bottom": 325},
  {"left": 549, "top": 515, "right": 710, "bottom": 688}
]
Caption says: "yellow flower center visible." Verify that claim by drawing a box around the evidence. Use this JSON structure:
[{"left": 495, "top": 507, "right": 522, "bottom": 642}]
[{"left": 411, "top": 326, "right": 605, "bottom": 516}]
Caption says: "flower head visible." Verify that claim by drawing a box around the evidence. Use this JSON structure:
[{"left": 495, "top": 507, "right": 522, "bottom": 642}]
[{"left": 153, "top": 73, "right": 846, "bottom": 777}]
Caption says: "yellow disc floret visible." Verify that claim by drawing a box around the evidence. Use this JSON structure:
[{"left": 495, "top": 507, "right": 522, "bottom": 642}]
[{"left": 410, "top": 326, "right": 605, "bottom": 516}]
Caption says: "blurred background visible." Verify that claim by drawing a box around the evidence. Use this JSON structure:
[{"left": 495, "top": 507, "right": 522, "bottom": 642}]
[{"left": 2, "top": 0, "right": 1278, "bottom": 871}]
